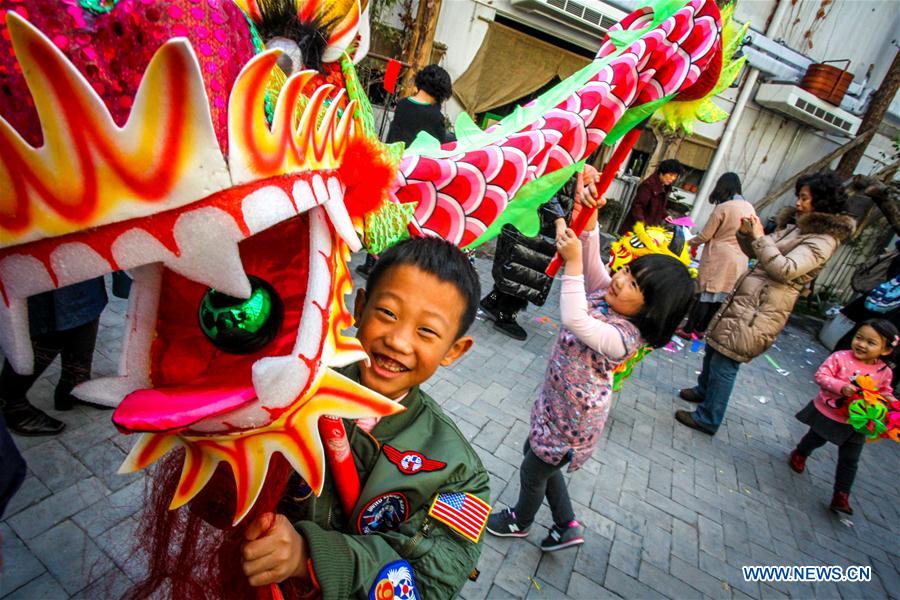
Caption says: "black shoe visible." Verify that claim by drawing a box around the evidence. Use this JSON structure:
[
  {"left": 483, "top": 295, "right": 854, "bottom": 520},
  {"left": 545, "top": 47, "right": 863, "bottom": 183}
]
[
  {"left": 674, "top": 410, "right": 715, "bottom": 435},
  {"left": 54, "top": 391, "right": 113, "bottom": 412},
  {"left": 479, "top": 292, "right": 501, "bottom": 322},
  {"left": 486, "top": 508, "right": 530, "bottom": 538},
  {"left": 678, "top": 388, "right": 704, "bottom": 404},
  {"left": 3, "top": 402, "right": 65, "bottom": 436},
  {"left": 540, "top": 520, "right": 585, "bottom": 552},
  {"left": 494, "top": 315, "right": 527, "bottom": 341}
]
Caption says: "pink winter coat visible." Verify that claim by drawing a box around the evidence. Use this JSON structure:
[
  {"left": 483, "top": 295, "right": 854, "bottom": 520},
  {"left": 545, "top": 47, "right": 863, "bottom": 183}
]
[{"left": 693, "top": 197, "right": 756, "bottom": 294}]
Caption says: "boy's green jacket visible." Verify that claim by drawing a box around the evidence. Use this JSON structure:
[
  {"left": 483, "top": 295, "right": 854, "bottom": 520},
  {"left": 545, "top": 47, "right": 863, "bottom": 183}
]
[{"left": 284, "top": 365, "right": 491, "bottom": 599}]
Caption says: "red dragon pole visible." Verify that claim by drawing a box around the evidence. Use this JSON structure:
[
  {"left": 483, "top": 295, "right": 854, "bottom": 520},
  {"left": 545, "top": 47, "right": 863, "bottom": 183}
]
[{"left": 545, "top": 127, "right": 643, "bottom": 277}]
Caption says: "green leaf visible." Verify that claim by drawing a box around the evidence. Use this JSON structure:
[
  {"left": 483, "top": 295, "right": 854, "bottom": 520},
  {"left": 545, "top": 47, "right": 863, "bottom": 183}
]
[
  {"left": 604, "top": 94, "right": 674, "bottom": 145},
  {"left": 463, "top": 160, "right": 586, "bottom": 249}
]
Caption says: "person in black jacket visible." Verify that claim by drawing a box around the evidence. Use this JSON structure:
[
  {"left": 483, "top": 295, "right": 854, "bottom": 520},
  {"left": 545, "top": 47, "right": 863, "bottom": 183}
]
[
  {"left": 357, "top": 65, "right": 456, "bottom": 278},
  {"left": 480, "top": 180, "right": 576, "bottom": 340},
  {"left": 386, "top": 64, "right": 455, "bottom": 146}
]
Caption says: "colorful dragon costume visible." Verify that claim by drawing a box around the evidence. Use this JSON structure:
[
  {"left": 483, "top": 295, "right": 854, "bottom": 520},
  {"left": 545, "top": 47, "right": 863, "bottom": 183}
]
[{"left": 0, "top": 0, "right": 726, "bottom": 592}]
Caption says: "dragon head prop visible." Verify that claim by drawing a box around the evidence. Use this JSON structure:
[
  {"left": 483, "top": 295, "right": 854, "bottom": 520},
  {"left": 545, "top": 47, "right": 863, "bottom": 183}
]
[
  {"left": 610, "top": 222, "right": 696, "bottom": 276},
  {"left": 0, "top": 0, "right": 724, "bottom": 523}
]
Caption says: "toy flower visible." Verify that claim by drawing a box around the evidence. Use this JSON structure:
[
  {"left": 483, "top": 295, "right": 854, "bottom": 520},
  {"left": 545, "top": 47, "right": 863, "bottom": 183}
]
[
  {"left": 882, "top": 409, "right": 900, "bottom": 442},
  {"left": 852, "top": 374, "right": 883, "bottom": 404},
  {"left": 847, "top": 398, "right": 888, "bottom": 440}
]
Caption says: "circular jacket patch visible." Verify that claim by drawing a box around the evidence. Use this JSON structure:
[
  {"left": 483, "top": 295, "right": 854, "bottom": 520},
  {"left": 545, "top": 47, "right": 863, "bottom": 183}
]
[
  {"left": 358, "top": 492, "right": 409, "bottom": 535},
  {"left": 369, "top": 559, "right": 419, "bottom": 600}
]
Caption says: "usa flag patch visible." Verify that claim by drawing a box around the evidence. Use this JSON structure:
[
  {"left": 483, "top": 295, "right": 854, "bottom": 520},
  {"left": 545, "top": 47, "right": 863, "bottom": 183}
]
[{"left": 428, "top": 492, "right": 491, "bottom": 543}]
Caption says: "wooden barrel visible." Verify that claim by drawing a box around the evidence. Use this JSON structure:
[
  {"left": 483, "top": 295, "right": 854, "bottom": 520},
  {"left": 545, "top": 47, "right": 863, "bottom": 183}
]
[{"left": 800, "top": 61, "right": 853, "bottom": 106}]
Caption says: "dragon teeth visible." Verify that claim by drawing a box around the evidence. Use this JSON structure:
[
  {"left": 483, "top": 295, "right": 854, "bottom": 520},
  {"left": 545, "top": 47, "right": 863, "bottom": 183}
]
[
  {"left": 0, "top": 296, "right": 32, "bottom": 374},
  {"left": 291, "top": 174, "right": 361, "bottom": 251},
  {"left": 0, "top": 254, "right": 56, "bottom": 374},
  {"left": 167, "top": 208, "right": 252, "bottom": 299},
  {"left": 251, "top": 355, "right": 313, "bottom": 411},
  {"left": 322, "top": 179, "right": 362, "bottom": 252},
  {"left": 241, "top": 186, "right": 297, "bottom": 235}
]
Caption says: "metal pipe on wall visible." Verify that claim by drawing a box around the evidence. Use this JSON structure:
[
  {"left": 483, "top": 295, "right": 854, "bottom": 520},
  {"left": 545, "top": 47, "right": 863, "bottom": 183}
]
[{"left": 689, "top": 0, "right": 793, "bottom": 226}]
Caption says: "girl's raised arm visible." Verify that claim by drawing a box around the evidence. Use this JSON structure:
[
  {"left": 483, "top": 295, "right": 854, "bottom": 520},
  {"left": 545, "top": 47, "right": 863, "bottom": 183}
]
[
  {"left": 559, "top": 276, "right": 629, "bottom": 360},
  {"left": 580, "top": 228, "right": 612, "bottom": 294}
]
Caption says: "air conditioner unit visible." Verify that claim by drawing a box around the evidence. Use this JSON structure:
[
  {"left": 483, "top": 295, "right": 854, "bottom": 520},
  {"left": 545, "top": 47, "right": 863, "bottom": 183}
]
[
  {"left": 510, "top": 0, "right": 624, "bottom": 35},
  {"left": 755, "top": 83, "right": 861, "bottom": 137}
]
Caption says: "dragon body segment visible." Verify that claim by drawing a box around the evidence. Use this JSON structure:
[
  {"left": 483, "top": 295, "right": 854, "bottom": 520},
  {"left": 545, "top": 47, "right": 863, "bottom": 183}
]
[{"left": 394, "top": 0, "right": 722, "bottom": 246}]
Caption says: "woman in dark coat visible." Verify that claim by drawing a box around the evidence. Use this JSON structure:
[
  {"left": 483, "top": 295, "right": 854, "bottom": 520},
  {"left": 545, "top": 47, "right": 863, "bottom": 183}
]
[{"left": 618, "top": 159, "right": 684, "bottom": 234}]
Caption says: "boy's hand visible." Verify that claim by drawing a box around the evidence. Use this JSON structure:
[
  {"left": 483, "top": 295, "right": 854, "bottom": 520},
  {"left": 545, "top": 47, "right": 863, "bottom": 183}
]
[
  {"left": 557, "top": 228, "right": 583, "bottom": 273},
  {"left": 840, "top": 384, "right": 857, "bottom": 398},
  {"left": 242, "top": 513, "right": 309, "bottom": 587}
]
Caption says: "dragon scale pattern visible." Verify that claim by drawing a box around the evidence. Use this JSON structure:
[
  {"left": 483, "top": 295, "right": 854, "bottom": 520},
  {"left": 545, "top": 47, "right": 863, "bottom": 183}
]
[{"left": 392, "top": 0, "right": 721, "bottom": 246}]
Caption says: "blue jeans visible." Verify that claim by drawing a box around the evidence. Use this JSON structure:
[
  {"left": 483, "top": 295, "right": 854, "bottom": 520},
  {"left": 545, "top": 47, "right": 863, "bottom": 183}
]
[{"left": 692, "top": 346, "right": 741, "bottom": 431}]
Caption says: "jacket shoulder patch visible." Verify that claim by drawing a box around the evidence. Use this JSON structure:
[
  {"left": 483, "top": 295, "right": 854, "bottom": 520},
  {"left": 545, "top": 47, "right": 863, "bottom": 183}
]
[
  {"left": 369, "top": 559, "right": 419, "bottom": 600},
  {"left": 358, "top": 492, "right": 409, "bottom": 535},
  {"left": 383, "top": 444, "right": 446, "bottom": 475},
  {"left": 428, "top": 492, "right": 491, "bottom": 543}
]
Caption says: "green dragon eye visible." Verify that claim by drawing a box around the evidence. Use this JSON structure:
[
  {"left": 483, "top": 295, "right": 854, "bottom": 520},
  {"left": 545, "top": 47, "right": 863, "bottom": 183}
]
[{"left": 198, "top": 276, "right": 283, "bottom": 354}]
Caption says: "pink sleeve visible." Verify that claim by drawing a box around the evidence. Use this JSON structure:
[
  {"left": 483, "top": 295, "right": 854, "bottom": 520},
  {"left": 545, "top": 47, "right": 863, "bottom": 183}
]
[
  {"left": 814, "top": 353, "right": 848, "bottom": 396},
  {"left": 580, "top": 228, "right": 612, "bottom": 294},
  {"left": 559, "top": 275, "right": 628, "bottom": 360},
  {"left": 877, "top": 366, "right": 896, "bottom": 401}
]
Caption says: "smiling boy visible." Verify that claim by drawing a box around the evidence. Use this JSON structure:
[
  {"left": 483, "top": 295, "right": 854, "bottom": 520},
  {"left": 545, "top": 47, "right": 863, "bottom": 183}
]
[{"left": 240, "top": 237, "right": 491, "bottom": 599}]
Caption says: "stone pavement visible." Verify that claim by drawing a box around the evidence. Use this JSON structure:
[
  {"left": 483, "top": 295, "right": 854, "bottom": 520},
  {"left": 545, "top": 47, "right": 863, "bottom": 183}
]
[{"left": 1, "top": 252, "right": 898, "bottom": 599}]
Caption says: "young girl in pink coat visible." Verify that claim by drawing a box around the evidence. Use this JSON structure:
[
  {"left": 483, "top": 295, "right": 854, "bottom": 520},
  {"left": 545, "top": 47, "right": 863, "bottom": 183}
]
[
  {"left": 486, "top": 177, "right": 694, "bottom": 551},
  {"left": 790, "top": 319, "right": 898, "bottom": 515}
]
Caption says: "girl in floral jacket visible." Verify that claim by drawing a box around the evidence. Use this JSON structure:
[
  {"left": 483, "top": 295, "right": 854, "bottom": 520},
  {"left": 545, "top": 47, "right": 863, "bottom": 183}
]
[{"left": 486, "top": 187, "right": 693, "bottom": 551}]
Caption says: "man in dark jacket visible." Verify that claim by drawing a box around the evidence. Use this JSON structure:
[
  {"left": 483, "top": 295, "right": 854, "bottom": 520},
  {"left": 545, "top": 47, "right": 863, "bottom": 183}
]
[
  {"left": 619, "top": 159, "right": 683, "bottom": 234},
  {"left": 0, "top": 277, "right": 108, "bottom": 435},
  {"left": 385, "top": 64, "right": 455, "bottom": 147},
  {"left": 480, "top": 182, "right": 573, "bottom": 340}
]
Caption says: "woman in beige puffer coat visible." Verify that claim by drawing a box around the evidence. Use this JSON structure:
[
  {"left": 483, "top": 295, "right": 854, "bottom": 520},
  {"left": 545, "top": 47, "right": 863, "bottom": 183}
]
[{"left": 676, "top": 172, "right": 856, "bottom": 434}]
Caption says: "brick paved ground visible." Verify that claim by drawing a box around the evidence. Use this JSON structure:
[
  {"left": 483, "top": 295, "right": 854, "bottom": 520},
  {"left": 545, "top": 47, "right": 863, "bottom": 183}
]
[{"left": 1, "top": 253, "right": 898, "bottom": 599}]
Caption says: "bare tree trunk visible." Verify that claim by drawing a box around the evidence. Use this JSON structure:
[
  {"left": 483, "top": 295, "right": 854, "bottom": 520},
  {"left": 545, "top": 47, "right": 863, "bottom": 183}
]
[
  {"left": 399, "top": 0, "right": 443, "bottom": 97},
  {"left": 835, "top": 49, "right": 900, "bottom": 179},
  {"left": 644, "top": 124, "right": 685, "bottom": 176}
]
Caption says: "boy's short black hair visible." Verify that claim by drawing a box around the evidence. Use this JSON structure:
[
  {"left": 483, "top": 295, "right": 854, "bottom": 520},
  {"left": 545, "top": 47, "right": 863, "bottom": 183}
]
[
  {"left": 366, "top": 237, "right": 480, "bottom": 337},
  {"left": 629, "top": 254, "right": 693, "bottom": 348},
  {"left": 415, "top": 65, "right": 453, "bottom": 103},
  {"left": 657, "top": 159, "right": 684, "bottom": 177},
  {"left": 795, "top": 171, "right": 847, "bottom": 214}
]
